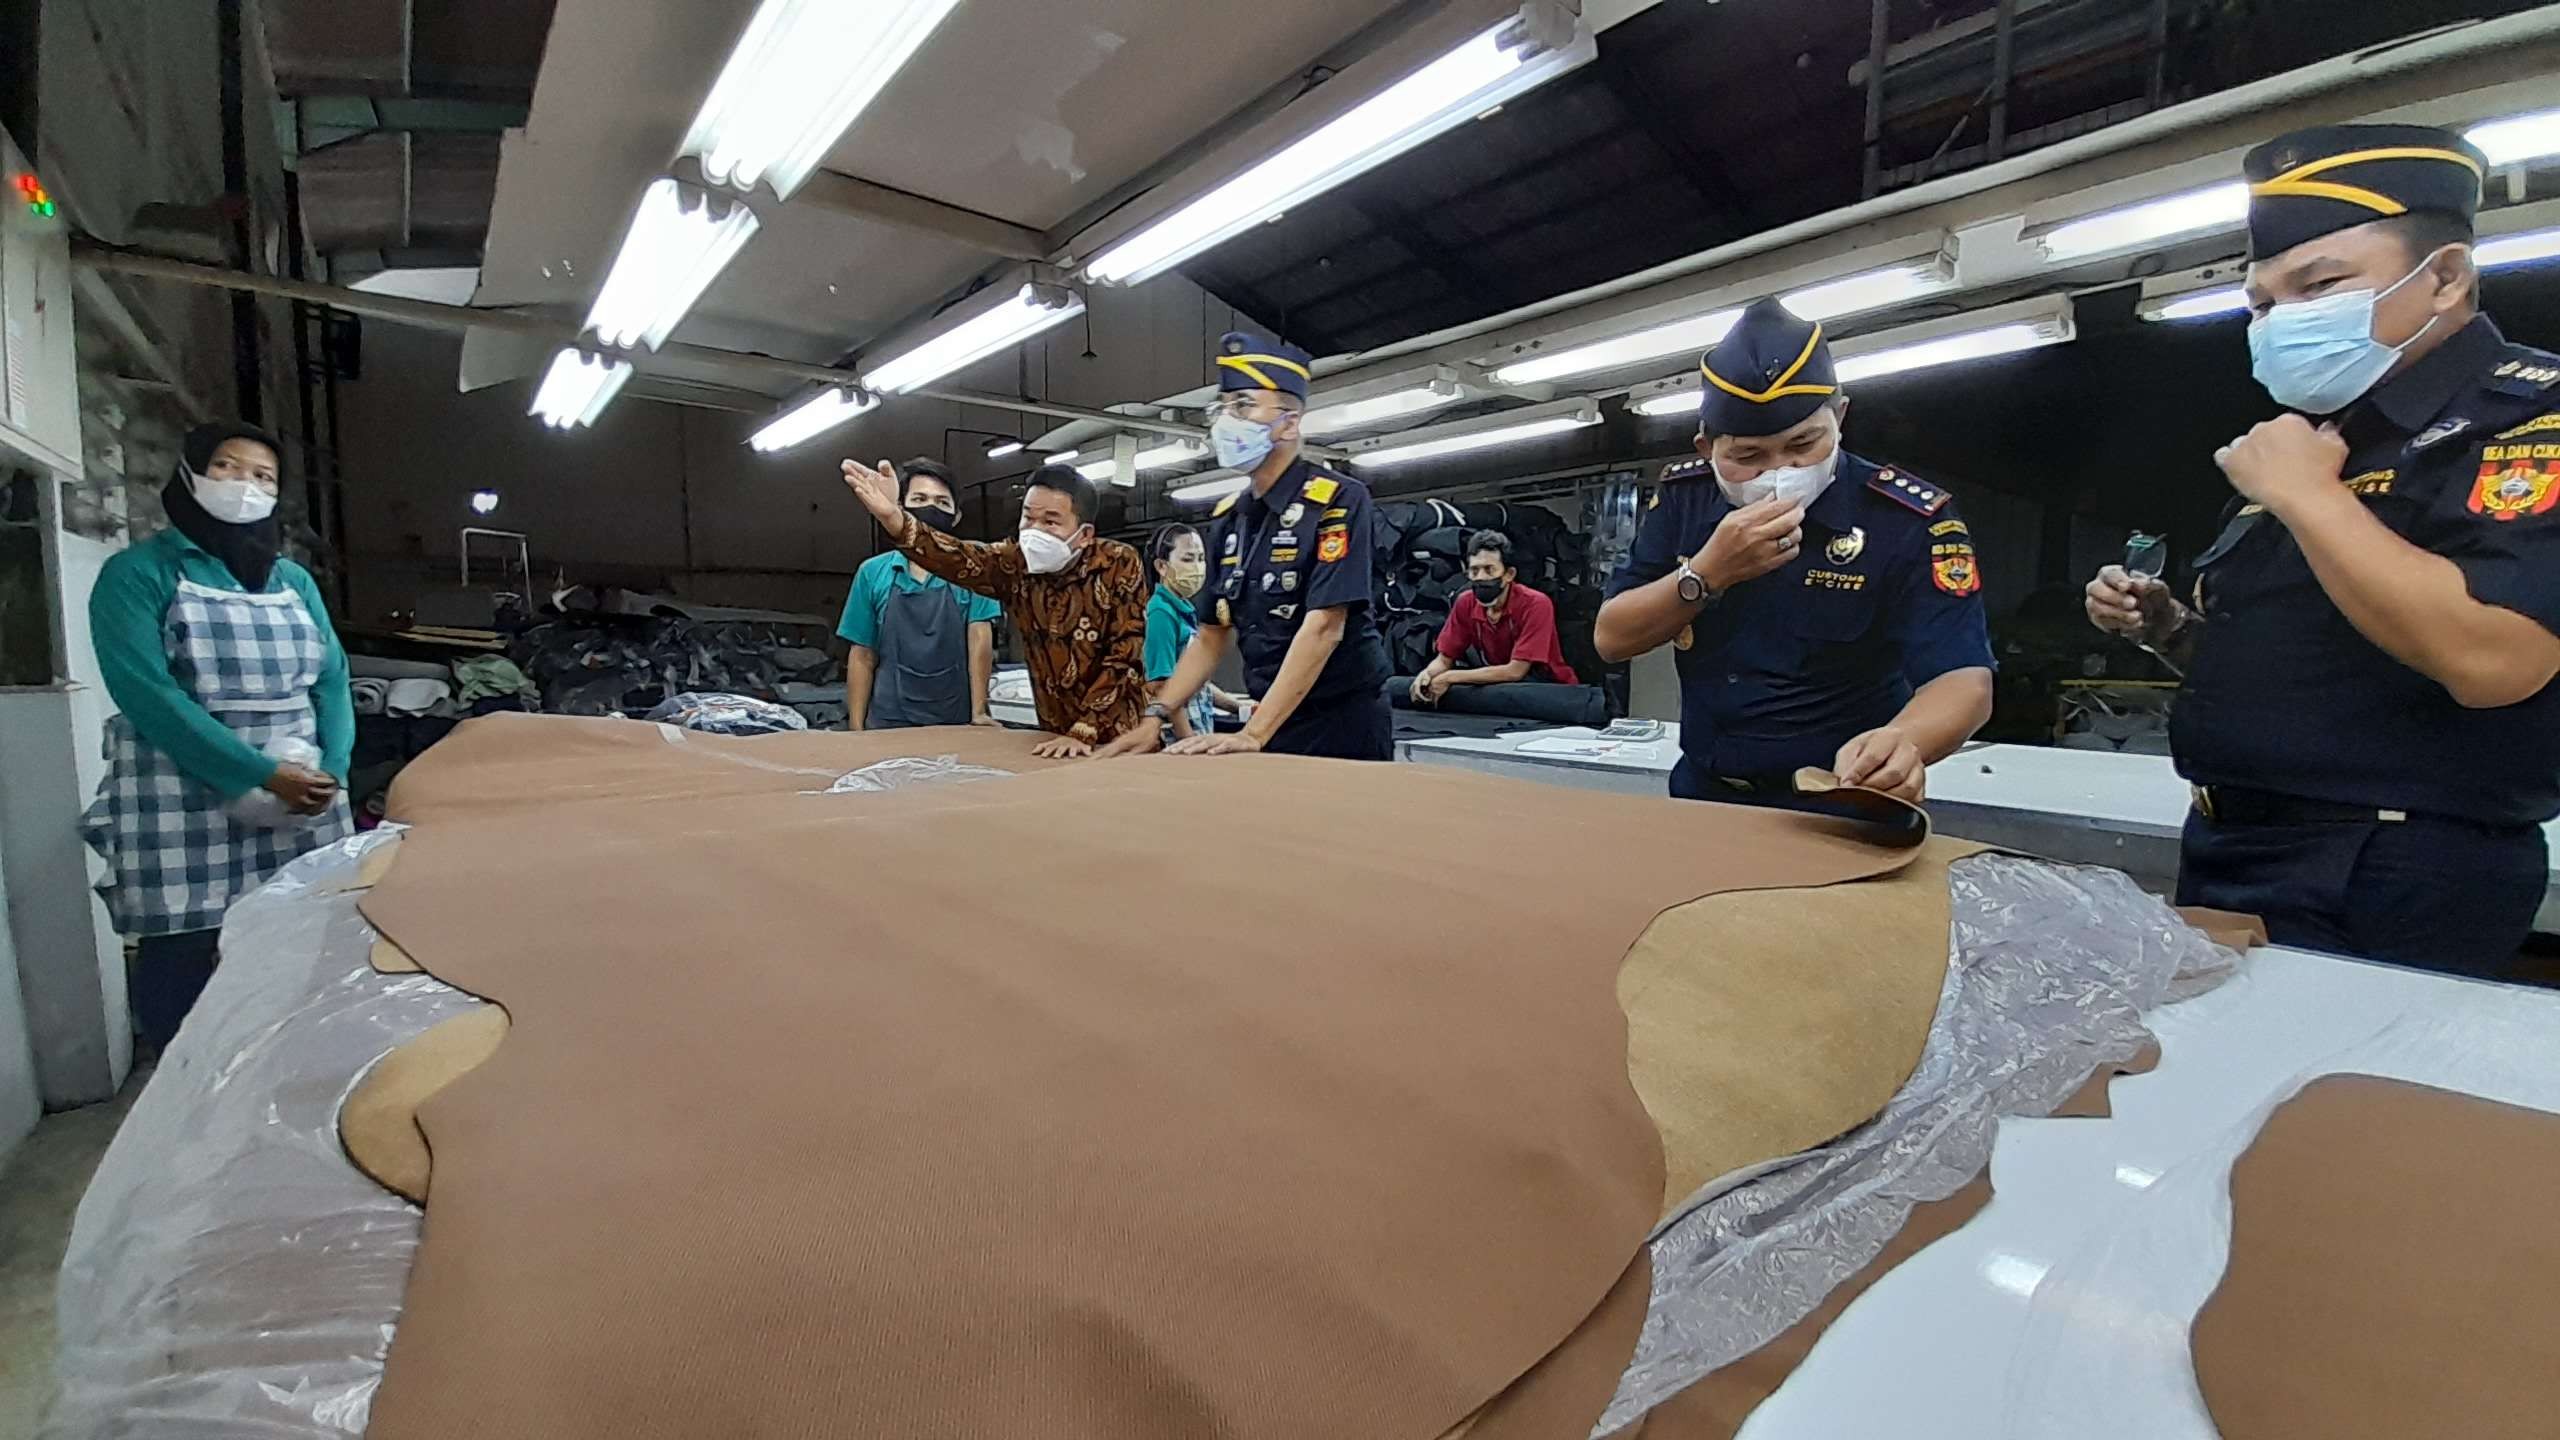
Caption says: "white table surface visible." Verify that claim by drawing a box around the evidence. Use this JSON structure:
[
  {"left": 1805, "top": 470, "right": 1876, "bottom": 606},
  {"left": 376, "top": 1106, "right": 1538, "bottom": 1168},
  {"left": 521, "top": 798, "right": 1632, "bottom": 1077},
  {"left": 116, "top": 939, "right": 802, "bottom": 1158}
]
[
  {"left": 1403, "top": 731, "right": 2560, "bottom": 926},
  {"left": 1739, "top": 948, "right": 2560, "bottom": 1438}
]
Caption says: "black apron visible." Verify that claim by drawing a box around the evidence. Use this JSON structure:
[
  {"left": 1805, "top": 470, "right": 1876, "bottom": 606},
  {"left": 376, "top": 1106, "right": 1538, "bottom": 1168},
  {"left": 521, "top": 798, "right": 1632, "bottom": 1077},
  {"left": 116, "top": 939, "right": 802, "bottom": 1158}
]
[{"left": 867, "top": 569, "right": 975, "bottom": 729}]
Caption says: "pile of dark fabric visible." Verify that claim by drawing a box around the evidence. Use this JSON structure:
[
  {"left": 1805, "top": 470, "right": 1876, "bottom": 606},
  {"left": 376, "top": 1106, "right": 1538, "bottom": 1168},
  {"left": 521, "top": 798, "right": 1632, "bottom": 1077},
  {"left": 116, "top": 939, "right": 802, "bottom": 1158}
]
[
  {"left": 1370, "top": 497, "right": 1617, "bottom": 712},
  {"left": 511, "top": 611, "right": 839, "bottom": 719}
]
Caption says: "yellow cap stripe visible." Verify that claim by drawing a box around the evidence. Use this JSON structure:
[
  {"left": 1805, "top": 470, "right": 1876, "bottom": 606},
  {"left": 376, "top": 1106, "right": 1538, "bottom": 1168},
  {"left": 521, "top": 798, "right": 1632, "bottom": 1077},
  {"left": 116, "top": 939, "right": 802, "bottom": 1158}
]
[
  {"left": 2267, "top": 145, "right": 2485, "bottom": 184},
  {"left": 2248, "top": 178, "right": 2408, "bottom": 217},
  {"left": 1216, "top": 352, "right": 1312, "bottom": 383},
  {"left": 1699, "top": 321, "right": 1837, "bottom": 404}
]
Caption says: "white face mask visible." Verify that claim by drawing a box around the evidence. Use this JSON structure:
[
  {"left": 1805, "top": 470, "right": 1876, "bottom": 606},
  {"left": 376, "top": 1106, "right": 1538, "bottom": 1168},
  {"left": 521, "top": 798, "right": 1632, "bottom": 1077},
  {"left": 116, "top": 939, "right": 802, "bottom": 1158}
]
[
  {"left": 1017, "top": 526, "right": 1078, "bottom": 575},
  {"left": 191, "top": 470, "right": 278, "bottom": 524},
  {"left": 1714, "top": 444, "right": 1840, "bottom": 511}
]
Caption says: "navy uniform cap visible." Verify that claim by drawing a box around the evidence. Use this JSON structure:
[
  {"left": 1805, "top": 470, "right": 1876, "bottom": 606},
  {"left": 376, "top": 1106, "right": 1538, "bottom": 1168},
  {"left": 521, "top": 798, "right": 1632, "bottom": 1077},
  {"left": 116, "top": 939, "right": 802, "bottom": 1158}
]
[
  {"left": 1214, "top": 331, "right": 1313, "bottom": 401},
  {"left": 1698, "top": 297, "right": 1838, "bottom": 438},
  {"left": 2244, "top": 123, "right": 2487, "bottom": 261}
]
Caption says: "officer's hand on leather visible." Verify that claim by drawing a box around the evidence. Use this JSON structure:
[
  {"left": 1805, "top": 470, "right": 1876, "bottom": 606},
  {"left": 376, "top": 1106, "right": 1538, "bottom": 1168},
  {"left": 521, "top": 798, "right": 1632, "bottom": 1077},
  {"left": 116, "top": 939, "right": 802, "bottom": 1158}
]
[
  {"left": 1031, "top": 735, "right": 1096, "bottom": 760},
  {"left": 2085, "top": 565, "right": 2187, "bottom": 647},
  {"left": 1690, "top": 498, "right": 1807, "bottom": 593},
  {"left": 2214, "top": 415, "right": 2348, "bottom": 512},
  {"left": 1834, "top": 726, "right": 1925, "bottom": 804},
  {"left": 1092, "top": 718, "right": 1165, "bottom": 759}
]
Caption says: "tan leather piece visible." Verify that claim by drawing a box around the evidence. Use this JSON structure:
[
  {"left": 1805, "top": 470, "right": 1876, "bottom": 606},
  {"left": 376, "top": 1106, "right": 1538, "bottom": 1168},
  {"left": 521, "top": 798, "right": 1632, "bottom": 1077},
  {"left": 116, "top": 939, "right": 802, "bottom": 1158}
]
[
  {"left": 356, "top": 834, "right": 402, "bottom": 888},
  {"left": 370, "top": 936, "right": 420, "bottom": 974},
  {"left": 2193, "top": 1074, "right": 2560, "bottom": 1440},
  {"left": 355, "top": 719, "right": 1936, "bottom": 1440},
  {"left": 2173, "top": 905, "right": 2267, "bottom": 952},
  {"left": 338, "top": 1006, "right": 510, "bottom": 1203},
  {"left": 1623, "top": 835, "right": 1986, "bottom": 1211}
]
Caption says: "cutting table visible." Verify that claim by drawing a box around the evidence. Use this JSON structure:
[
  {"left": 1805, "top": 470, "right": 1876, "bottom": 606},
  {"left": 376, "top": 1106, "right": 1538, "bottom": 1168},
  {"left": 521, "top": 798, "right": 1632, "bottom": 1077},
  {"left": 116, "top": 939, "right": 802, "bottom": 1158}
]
[{"left": 1400, "top": 728, "right": 2560, "bottom": 928}]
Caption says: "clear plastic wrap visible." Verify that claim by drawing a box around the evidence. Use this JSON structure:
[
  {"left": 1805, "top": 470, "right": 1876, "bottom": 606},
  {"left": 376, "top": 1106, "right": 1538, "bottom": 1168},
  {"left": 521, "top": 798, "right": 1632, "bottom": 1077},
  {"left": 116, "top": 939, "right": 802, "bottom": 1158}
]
[
  {"left": 1999, "top": 986, "right": 2560, "bottom": 1440},
  {"left": 812, "top": 754, "right": 1017, "bottom": 795},
  {"left": 1597, "top": 854, "right": 2238, "bottom": 1434}
]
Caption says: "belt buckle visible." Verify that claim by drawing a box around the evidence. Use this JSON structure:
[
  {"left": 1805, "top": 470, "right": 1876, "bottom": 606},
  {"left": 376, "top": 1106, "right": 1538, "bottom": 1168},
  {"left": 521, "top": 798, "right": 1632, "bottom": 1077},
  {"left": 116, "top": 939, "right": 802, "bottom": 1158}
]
[{"left": 2192, "top": 784, "right": 2217, "bottom": 820}]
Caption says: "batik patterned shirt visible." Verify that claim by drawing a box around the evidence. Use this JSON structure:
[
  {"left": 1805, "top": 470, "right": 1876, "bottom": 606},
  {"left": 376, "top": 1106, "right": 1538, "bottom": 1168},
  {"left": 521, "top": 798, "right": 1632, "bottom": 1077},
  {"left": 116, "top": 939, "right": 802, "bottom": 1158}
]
[{"left": 892, "top": 514, "right": 1153, "bottom": 744}]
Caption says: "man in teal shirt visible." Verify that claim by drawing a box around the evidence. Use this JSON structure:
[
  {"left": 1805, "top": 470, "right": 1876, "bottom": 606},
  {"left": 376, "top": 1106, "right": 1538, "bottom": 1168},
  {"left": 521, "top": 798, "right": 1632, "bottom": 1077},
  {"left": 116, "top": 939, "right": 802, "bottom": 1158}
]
[
  {"left": 836, "top": 458, "right": 1002, "bottom": 729},
  {"left": 82, "top": 421, "right": 353, "bottom": 1053}
]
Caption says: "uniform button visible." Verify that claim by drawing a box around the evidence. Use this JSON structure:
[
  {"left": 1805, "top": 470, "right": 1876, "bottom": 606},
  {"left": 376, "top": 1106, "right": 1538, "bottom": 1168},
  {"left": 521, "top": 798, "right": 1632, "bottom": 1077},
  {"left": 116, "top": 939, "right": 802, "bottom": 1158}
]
[{"left": 1725, "top": 673, "right": 1740, "bottom": 684}]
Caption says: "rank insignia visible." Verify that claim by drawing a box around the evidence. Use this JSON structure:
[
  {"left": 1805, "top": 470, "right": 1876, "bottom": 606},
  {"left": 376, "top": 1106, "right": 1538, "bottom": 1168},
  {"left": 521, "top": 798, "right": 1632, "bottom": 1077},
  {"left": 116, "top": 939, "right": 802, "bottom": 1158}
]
[
  {"left": 2410, "top": 418, "right": 2471, "bottom": 452},
  {"left": 1825, "top": 527, "right": 1866, "bottom": 564},
  {"left": 1931, "top": 545, "right": 1980, "bottom": 596},
  {"left": 2469, "top": 459, "right": 2560, "bottom": 522},
  {"left": 1301, "top": 477, "right": 1340, "bottom": 504},
  {"left": 1268, "top": 548, "right": 1298, "bottom": 564},
  {"left": 1317, "top": 527, "right": 1350, "bottom": 563}
]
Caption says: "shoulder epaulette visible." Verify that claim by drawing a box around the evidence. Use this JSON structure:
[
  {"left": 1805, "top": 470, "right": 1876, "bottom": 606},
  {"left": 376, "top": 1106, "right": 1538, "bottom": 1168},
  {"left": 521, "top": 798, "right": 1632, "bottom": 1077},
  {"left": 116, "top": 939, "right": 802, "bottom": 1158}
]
[
  {"left": 1866, "top": 465, "right": 1952, "bottom": 516},
  {"left": 2488, "top": 350, "right": 2560, "bottom": 396},
  {"left": 1212, "top": 491, "right": 1239, "bottom": 517},
  {"left": 1659, "top": 455, "right": 1713, "bottom": 484}
]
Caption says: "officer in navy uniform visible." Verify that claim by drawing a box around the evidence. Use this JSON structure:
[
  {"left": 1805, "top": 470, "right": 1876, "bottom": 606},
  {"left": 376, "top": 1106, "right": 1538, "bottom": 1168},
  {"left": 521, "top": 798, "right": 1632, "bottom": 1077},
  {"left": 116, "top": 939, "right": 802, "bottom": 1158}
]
[
  {"left": 2087, "top": 123, "right": 2560, "bottom": 977},
  {"left": 1103, "top": 332, "right": 1395, "bottom": 761},
  {"left": 1596, "top": 298, "right": 1995, "bottom": 804}
]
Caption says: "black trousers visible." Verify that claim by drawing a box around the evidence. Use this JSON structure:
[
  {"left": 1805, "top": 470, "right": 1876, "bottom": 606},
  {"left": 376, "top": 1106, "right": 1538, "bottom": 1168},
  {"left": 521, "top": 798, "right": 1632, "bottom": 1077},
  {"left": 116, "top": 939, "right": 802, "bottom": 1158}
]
[
  {"left": 132, "top": 927, "right": 223, "bottom": 1055},
  {"left": 2177, "top": 809, "right": 2547, "bottom": 979},
  {"left": 1266, "top": 689, "right": 1394, "bottom": 761}
]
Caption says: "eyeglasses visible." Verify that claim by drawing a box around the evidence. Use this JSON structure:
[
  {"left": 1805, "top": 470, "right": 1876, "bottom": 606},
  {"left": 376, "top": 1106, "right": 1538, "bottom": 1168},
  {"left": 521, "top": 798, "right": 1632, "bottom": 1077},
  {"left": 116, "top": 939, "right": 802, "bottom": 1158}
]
[{"left": 1206, "top": 393, "right": 1276, "bottom": 421}]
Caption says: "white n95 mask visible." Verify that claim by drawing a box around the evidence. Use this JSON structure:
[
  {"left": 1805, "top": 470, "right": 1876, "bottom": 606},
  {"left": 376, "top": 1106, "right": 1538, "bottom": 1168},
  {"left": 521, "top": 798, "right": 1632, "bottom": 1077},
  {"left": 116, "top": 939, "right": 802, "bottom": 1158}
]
[
  {"left": 1715, "top": 447, "right": 1839, "bottom": 511},
  {"left": 1017, "top": 527, "right": 1077, "bottom": 575},
  {"left": 191, "top": 471, "right": 279, "bottom": 524}
]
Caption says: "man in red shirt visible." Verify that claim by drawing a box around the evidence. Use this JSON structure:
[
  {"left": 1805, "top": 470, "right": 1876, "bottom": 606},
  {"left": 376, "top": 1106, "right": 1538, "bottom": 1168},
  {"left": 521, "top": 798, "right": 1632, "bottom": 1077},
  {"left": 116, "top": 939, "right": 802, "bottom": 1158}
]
[{"left": 1412, "top": 531, "right": 1580, "bottom": 703}]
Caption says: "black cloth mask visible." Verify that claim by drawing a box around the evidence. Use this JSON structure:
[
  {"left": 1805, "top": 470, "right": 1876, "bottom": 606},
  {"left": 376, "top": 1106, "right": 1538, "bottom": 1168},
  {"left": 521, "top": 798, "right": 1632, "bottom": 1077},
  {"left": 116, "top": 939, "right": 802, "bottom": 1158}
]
[
  {"left": 1470, "top": 579, "right": 1507, "bottom": 607},
  {"left": 908, "top": 505, "right": 962, "bottom": 535}
]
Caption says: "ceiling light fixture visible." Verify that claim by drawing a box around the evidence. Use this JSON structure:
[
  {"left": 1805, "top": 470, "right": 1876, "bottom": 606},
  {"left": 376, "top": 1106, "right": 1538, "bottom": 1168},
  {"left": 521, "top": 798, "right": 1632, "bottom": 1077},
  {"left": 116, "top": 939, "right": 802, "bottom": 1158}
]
[
  {"left": 1044, "top": 449, "right": 1079, "bottom": 466},
  {"left": 583, "top": 178, "right": 761, "bottom": 351},
  {"left": 2142, "top": 222, "right": 2560, "bottom": 322},
  {"left": 2035, "top": 182, "right": 2250, "bottom": 265},
  {"left": 748, "top": 386, "right": 879, "bottom": 452},
  {"left": 469, "top": 489, "right": 500, "bottom": 516},
  {"left": 2478, "top": 223, "right": 2560, "bottom": 268},
  {"left": 1083, "top": 16, "right": 1595, "bottom": 285},
  {"left": 1169, "top": 471, "right": 1252, "bottom": 504},
  {"left": 862, "top": 281, "right": 1086, "bottom": 395},
  {"left": 985, "top": 439, "right": 1025, "bottom": 459},
  {"left": 1076, "top": 438, "right": 1206, "bottom": 483},
  {"left": 1351, "top": 399, "right": 1601, "bottom": 467},
  {"left": 2138, "top": 286, "right": 2250, "bottom": 322},
  {"left": 682, "top": 0, "right": 965, "bottom": 201},
  {"left": 1834, "top": 320, "right": 2068, "bottom": 384},
  {"left": 1491, "top": 259, "right": 1951, "bottom": 387},
  {"left": 1301, "top": 377, "right": 1467, "bottom": 438},
  {"left": 2468, "top": 106, "right": 2560, "bottom": 167},
  {"left": 529, "top": 349, "right": 634, "bottom": 430}
]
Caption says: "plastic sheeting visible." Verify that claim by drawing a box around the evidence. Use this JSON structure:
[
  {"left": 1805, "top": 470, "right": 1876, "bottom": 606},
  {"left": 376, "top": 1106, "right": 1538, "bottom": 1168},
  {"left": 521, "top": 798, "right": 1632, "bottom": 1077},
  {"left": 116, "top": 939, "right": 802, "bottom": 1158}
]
[
  {"left": 48, "top": 837, "right": 2231, "bottom": 1440},
  {"left": 1596, "top": 853, "right": 2235, "bottom": 1433},
  {"left": 2000, "top": 988, "right": 2560, "bottom": 1440}
]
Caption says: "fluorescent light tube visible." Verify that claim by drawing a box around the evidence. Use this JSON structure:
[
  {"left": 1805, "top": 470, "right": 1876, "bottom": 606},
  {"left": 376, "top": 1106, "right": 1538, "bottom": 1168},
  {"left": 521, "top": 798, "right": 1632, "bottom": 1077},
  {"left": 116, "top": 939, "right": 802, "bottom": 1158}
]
[
  {"left": 1782, "top": 262, "right": 1955, "bottom": 321},
  {"left": 529, "top": 349, "right": 634, "bottom": 429},
  {"left": 2140, "top": 286, "right": 2249, "bottom": 322},
  {"left": 1044, "top": 449, "right": 1080, "bottom": 466},
  {"left": 748, "top": 387, "right": 878, "bottom": 453},
  {"left": 1834, "top": 322, "right": 2062, "bottom": 384},
  {"left": 2480, "top": 225, "right": 2560, "bottom": 268},
  {"left": 1630, "top": 386, "right": 1702, "bottom": 418},
  {"left": 863, "top": 283, "right": 1086, "bottom": 395},
  {"left": 683, "top": 0, "right": 965, "bottom": 201},
  {"left": 1169, "top": 472, "right": 1252, "bottom": 504},
  {"left": 1074, "top": 458, "right": 1116, "bottom": 482},
  {"left": 1356, "top": 405, "right": 1600, "bottom": 467},
  {"left": 584, "top": 178, "right": 760, "bottom": 351},
  {"left": 2039, "top": 182, "right": 2248, "bottom": 264},
  {"left": 1495, "top": 308, "right": 1741, "bottom": 387},
  {"left": 986, "top": 440, "right": 1025, "bottom": 459},
  {"left": 1085, "top": 19, "right": 1591, "bottom": 285},
  {"left": 2468, "top": 107, "right": 2560, "bottom": 168},
  {"left": 1492, "top": 261, "right": 1947, "bottom": 387},
  {"left": 1302, "top": 381, "right": 1464, "bottom": 438},
  {"left": 1135, "top": 440, "right": 1208, "bottom": 471}
]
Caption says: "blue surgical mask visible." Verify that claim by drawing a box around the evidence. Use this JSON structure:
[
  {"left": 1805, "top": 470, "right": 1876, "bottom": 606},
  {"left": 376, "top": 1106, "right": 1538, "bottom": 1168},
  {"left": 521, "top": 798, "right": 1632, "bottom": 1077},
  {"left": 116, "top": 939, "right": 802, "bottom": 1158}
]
[
  {"left": 1210, "top": 413, "right": 1277, "bottom": 471},
  {"left": 2246, "top": 253, "right": 2446, "bottom": 415}
]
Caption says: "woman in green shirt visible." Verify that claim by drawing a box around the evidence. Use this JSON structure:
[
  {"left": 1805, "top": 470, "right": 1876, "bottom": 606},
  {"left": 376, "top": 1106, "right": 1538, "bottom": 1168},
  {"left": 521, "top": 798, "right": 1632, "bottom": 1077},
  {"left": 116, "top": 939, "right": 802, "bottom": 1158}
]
[
  {"left": 80, "top": 422, "right": 354, "bottom": 1054},
  {"left": 1143, "top": 524, "right": 1247, "bottom": 741}
]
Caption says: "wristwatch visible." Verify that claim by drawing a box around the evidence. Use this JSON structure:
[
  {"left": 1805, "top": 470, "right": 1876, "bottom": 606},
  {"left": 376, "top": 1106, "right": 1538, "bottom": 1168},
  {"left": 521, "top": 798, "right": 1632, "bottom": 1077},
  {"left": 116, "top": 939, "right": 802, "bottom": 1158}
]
[{"left": 1675, "top": 558, "right": 1721, "bottom": 607}]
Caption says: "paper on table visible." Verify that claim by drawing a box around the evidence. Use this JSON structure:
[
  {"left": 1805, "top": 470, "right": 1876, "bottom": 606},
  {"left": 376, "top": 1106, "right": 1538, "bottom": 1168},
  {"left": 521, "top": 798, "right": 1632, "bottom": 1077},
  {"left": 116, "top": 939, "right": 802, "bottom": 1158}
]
[{"left": 1517, "top": 735, "right": 1663, "bottom": 760}]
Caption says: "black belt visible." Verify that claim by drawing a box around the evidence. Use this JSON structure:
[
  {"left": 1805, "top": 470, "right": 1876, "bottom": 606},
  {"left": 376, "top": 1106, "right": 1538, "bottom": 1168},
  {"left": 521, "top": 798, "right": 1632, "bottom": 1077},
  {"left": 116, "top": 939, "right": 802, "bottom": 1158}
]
[{"left": 2190, "top": 784, "right": 2407, "bottom": 825}]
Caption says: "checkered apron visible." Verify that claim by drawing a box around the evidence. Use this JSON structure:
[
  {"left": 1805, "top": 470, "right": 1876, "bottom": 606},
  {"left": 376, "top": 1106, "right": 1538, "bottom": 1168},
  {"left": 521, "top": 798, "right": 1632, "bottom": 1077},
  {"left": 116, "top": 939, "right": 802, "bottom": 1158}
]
[{"left": 81, "top": 577, "right": 353, "bottom": 935}]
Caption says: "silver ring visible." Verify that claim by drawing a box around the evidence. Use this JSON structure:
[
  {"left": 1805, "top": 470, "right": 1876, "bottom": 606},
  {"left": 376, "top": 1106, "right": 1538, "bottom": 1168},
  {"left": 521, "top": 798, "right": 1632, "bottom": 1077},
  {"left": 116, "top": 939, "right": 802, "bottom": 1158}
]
[{"left": 1779, "top": 534, "right": 1797, "bottom": 549}]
